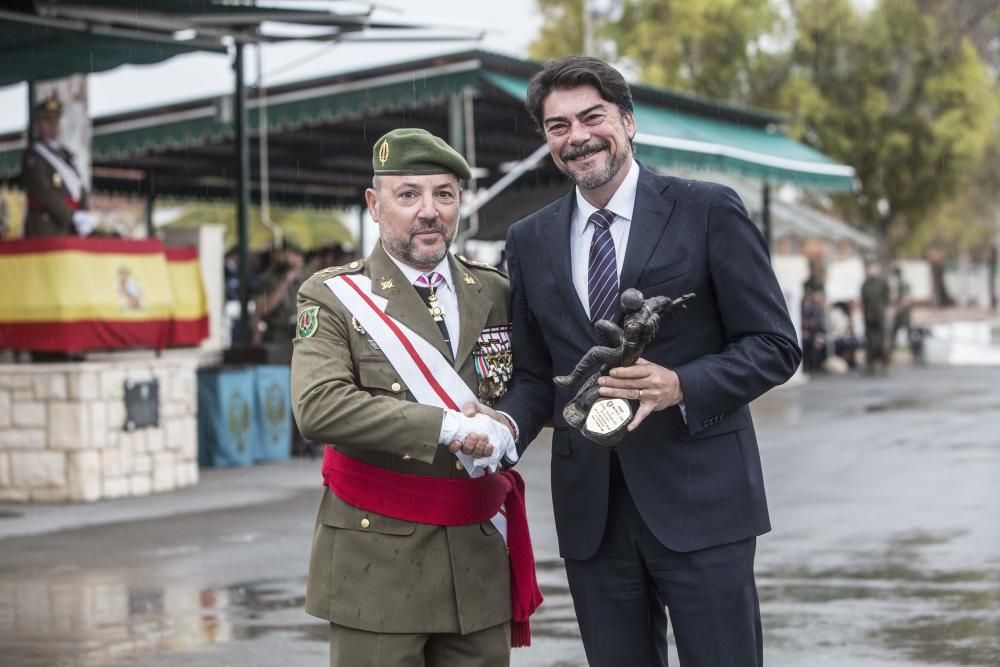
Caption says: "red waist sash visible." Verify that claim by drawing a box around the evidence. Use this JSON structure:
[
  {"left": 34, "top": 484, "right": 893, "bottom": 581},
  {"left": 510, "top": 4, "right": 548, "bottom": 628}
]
[
  {"left": 322, "top": 446, "right": 543, "bottom": 647},
  {"left": 27, "top": 196, "right": 80, "bottom": 212}
]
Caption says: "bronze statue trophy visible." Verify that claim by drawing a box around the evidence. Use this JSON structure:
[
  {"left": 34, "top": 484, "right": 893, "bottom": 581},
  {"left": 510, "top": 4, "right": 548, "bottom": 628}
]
[{"left": 555, "top": 288, "right": 694, "bottom": 446}]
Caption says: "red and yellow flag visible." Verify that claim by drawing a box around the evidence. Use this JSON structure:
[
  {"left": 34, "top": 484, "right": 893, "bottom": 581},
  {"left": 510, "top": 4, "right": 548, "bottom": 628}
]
[{"left": 0, "top": 237, "right": 208, "bottom": 352}]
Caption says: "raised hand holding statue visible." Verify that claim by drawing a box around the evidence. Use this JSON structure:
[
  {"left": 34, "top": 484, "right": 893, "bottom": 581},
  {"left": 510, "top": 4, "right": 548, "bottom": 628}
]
[{"left": 556, "top": 288, "right": 694, "bottom": 445}]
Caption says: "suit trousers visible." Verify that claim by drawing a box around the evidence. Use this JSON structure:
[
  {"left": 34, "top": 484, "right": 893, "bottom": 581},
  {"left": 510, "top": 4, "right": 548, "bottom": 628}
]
[
  {"left": 564, "top": 453, "right": 763, "bottom": 667},
  {"left": 328, "top": 622, "right": 509, "bottom": 667}
]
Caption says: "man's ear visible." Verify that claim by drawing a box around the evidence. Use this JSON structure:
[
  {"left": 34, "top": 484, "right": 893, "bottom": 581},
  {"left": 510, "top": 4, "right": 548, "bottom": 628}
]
[
  {"left": 364, "top": 188, "right": 380, "bottom": 223},
  {"left": 623, "top": 112, "right": 636, "bottom": 141}
]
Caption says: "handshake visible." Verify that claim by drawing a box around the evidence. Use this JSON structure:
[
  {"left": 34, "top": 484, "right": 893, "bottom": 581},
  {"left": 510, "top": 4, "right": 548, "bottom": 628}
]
[{"left": 438, "top": 402, "right": 517, "bottom": 473}]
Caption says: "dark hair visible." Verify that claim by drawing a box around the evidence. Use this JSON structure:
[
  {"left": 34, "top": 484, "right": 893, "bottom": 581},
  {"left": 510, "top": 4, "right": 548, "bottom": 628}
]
[{"left": 525, "top": 56, "right": 634, "bottom": 129}]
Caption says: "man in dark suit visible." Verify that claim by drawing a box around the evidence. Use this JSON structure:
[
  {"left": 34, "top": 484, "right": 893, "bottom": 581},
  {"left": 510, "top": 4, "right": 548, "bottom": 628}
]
[{"left": 478, "top": 56, "right": 801, "bottom": 666}]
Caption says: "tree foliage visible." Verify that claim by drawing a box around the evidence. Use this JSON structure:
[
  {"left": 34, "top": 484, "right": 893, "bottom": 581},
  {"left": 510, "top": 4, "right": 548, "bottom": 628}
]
[
  {"left": 529, "top": 0, "right": 1000, "bottom": 258},
  {"left": 783, "top": 0, "right": 998, "bottom": 255}
]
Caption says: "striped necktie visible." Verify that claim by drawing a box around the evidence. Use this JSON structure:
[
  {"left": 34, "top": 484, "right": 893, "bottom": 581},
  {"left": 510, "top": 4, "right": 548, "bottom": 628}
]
[
  {"left": 414, "top": 272, "right": 453, "bottom": 360},
  {"left": 588, "top": 208, "right": 619, "bottom": 323}
]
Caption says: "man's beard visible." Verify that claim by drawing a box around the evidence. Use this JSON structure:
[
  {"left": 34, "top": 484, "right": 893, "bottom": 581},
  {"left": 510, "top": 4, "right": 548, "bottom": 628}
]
[
  {"left": 381, "top": 219, "right": 453, "bottom": 270},
  {"left": 559, "top": 139, "right": 629, "bottom": 190}
]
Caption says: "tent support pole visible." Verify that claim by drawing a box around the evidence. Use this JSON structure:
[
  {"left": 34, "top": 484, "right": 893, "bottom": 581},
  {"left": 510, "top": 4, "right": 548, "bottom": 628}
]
[{"left": 234, "top": 42, "right": 252, "bottom": 345}]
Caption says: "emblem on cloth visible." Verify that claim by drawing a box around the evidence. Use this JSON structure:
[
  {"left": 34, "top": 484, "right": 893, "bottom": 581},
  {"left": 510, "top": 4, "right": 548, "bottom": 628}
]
[
  {"left": 379, "top": 278, "right": 395, "bottom": 290},
  {"left": 226, "top": 391, "right": 251, "bottom": 454},
  {"left": 52, "top": 172, "right": 63, "bottom": 188},
  {"left": 117, "top": 266, "right": 145, "bottom": 311},
  {"left": 474, "top": 324, "right": 513, "bottom": 406},
  {"left": 262, "top": 381, "right": 287, "bottom": 442},
  {"left": 378, "top": 140, "right": 390, "bottom": 166},
  {"left": 463, "top": 273, "right": 476, "bottom": 285},
  {"left": 297, "top": 305, "right": 320, "bottom": 338}
]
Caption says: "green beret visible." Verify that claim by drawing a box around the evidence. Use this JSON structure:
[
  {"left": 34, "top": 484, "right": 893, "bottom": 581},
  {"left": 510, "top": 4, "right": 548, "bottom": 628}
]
[{"left": 372, "top": 128, "right": 471, "bottom": 181}]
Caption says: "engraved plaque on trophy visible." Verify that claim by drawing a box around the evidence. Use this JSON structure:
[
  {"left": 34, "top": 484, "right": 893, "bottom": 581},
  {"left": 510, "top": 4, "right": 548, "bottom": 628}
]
[{"left": 555, "top": 289, "right": 694, "bottom": 446}]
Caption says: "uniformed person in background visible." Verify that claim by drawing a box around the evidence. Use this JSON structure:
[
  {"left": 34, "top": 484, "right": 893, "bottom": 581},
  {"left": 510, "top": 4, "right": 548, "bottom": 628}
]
[
  {"left": 21, "top": 95, "right": 94, "bottom": 238},
  {"left": 890, "top": 266, "right": 914, "bottom": 359},
  {"left": 291, "top": 128, "right": 534, "bottom": 666},
  {"left": 861, "top": 260, "right": 891, "bottom": 375},
  {"left": 251, "top": 239, "right": 305, "bottom": 362}
]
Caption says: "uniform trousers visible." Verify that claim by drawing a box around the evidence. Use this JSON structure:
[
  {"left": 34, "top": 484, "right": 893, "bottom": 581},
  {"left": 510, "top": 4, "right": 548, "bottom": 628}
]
[
  {"left": 564, "top": 452, "right": 763, "bottom": 666},
  {"left": 329, "top": 621, "right": 509, "bottom": 667}
]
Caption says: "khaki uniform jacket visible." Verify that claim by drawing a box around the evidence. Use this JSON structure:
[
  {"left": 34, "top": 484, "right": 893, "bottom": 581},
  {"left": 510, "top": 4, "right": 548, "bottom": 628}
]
[
  {"left": 292, "top": 243, "right": 512, "bottom": 635},
  {"left": 21, "top": 142, "right": 89, "bottom": 238}
]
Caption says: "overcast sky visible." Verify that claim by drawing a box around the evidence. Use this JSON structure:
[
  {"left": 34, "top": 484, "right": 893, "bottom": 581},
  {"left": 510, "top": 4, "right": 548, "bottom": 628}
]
[{"left": 0, "top": 0, "right": 542, "bottom": 133}]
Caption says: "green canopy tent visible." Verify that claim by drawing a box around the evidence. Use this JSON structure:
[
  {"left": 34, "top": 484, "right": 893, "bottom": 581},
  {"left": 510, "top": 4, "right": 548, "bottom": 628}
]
[{"left": 0, "top": 0, "right": 478, "bottom": 343}]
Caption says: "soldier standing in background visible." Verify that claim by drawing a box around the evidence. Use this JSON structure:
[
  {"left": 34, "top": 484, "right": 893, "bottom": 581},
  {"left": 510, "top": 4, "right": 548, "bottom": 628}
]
[
  {"left": 21, "top": 96, "right": 94, "bottom": 238},
  {"left": 861, "top": 261, "right": 891, "bottom": 375},
  {"left": 890, "top": 266, "right": 914, "bottom": 359},
  {"left": 251, "top": 240, "right": 305, "bottom": 363}
]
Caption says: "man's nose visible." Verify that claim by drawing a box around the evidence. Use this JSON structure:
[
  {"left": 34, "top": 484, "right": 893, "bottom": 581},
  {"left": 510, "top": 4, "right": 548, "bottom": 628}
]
[
  {"left": 568, "top": 120, "right": 591, "bottom": 145},
  {"left": 418, "top": 193, "right": 439, "bottom": 219}
]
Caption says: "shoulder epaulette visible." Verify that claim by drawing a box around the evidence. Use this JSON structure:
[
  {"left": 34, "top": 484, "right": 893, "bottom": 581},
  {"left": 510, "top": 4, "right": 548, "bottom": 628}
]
[
  {"left": 455, "top": 254, "right": 506, "bottom": 277},
  {"left": 312, "top": 259, "right": 364, "bottom": 279}
]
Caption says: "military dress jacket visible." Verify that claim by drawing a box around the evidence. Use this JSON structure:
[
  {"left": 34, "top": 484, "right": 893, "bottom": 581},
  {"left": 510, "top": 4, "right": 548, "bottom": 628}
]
[
  {"left": 292, "top": 242, "right": 513, "bottom": 635},
  {"left": 21, "top": 142, "right": 89, "bottom": 238}
]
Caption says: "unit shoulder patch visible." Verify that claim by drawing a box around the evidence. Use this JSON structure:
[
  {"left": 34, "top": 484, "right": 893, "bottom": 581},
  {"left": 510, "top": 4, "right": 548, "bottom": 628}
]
[{"left": 297, "top": 306, "right": 320, "bottom": 338}]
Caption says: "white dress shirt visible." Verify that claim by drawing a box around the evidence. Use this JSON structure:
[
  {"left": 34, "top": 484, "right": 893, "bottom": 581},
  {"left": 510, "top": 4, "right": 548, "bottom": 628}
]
[
  {"left": 567, "top": 160, "right": 687, "bottom": 421},
  {"left": 385, "top": 249, "right": 460, "bottom": 358},
  {"left": 570, "top": 159, "right": 640, "bottom": 314}
]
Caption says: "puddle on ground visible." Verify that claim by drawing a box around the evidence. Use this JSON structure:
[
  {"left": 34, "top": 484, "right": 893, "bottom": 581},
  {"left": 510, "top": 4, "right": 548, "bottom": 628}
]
[
  {"left": 0, "top": 562, "right": 584, "bottom": 664},
  {"left": 759, "top": 553, "right": 1000, "bottom": 665},
  {"left": 864, "top": 398, "right": 933, "bottom": 413},
  {"left": 0, "top": 575, "right": 316, "bottom": 667}
]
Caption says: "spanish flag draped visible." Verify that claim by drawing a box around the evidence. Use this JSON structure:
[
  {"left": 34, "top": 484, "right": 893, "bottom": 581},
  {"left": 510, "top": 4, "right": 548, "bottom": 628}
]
[{"left": 0, "top": 237, "right": 209, "bottom": 352}]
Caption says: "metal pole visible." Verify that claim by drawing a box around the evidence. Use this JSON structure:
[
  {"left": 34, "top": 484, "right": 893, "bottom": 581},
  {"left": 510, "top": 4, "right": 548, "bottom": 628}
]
[
  {"left": 762, "top": 182, "right": 772, "bottom": 256},
  {"left": 582, "top": 0, "right": 593, "bottom": 55},
  {"left": 27, "top": 82, "right": 36, "bottom": 140},
  {"left": 459, "top": 86, "right": 478, "bottom": 251},
  {"left": 357, "top": 205, "right": 366, "bottom": 258},
  {"left": 235, "top": 42, "right": 252, "bottom": 345},
  {"left": 256, "top": 44, "right": 281, "bottom": 248},
  {"left": 145, "top": 171, "right": 156, "bottom": 238}
]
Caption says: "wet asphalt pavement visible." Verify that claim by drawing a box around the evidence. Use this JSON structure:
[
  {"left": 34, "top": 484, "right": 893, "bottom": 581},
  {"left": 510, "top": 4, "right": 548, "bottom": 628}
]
[{"left": 0, "top": 364, "right": 998, "bottom": 666}]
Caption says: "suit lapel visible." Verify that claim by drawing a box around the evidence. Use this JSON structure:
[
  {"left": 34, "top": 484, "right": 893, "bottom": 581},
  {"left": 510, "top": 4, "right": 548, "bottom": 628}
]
[
  {"left": 367, "top": 244, "right": 453, "bottom": 361},
  {"left": 450, "top": 254, "right": 491, "bottom": 369},
  {"left": 546, "top": 190, "right": 598, "bottom": 342},
  {"left": 619, "top": 167, "right": 675, "bottom": 292}
]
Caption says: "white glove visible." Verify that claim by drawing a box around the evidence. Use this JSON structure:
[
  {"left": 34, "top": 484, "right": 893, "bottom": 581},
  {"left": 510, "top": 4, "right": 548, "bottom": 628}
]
[
  {"left": 72, "top": 211, "right": 94, "bottom": 236},
  {"left": 439, "top": 411, "right": 516, "bottom": 473}
]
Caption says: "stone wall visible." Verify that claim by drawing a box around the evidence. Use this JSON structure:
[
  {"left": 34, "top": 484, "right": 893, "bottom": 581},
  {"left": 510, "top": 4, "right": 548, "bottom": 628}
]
[{"left": 0, "top": 357, "right": 199, "bottom": 502}]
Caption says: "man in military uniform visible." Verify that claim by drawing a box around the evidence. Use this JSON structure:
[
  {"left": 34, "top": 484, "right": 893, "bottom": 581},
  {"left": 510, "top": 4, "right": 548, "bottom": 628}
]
[
  {"left": 291, "top": 128, "right": 538, "bottom": 666},
  {"left": 21, "top": 95, "right": 94, "bottom": 238},
  {"left": 251, "top": 239, "right": 305, "bottom": 363},
  {"left": 890, "top": 266, "right": 914, "bottom": 360},
  {"left": 861, "top": 261, "right": 891, "bottom": 375}
]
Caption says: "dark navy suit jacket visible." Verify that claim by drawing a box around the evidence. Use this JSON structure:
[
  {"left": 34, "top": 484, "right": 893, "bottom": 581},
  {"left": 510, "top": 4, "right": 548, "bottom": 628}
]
[{"left": 497, "top": 166, "right": 802, "bottom": 561}]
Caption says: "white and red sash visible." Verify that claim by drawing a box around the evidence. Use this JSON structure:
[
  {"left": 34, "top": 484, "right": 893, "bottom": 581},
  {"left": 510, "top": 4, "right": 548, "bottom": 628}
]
[
  {"left": 325, "top": 273, "right": 508, "bottom": 540},
  {"left": 33, "top": 141, "right": 83, "bottom": 204}
]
